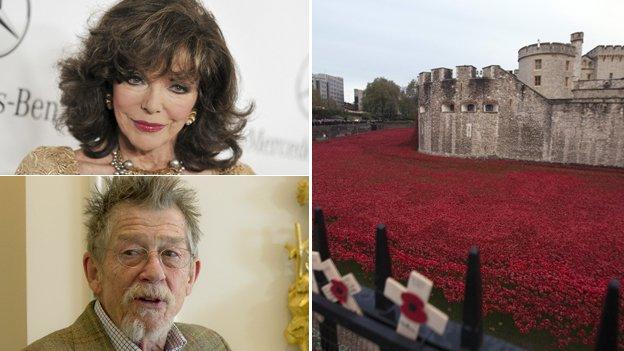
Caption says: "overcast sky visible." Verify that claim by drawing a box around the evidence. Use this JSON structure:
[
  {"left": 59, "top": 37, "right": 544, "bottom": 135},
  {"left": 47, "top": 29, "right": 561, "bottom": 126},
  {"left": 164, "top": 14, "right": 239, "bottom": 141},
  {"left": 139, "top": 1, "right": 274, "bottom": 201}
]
[{"left": 313, "top": 0, "right": 624, "bottom": 102}]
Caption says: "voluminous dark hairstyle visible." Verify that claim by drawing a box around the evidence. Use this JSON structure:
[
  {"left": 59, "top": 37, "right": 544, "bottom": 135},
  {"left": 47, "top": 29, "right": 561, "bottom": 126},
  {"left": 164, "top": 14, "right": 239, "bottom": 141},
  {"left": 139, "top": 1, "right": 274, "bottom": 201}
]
[{"left": 57, "top": 0, "right": 253, "bottom": 171}]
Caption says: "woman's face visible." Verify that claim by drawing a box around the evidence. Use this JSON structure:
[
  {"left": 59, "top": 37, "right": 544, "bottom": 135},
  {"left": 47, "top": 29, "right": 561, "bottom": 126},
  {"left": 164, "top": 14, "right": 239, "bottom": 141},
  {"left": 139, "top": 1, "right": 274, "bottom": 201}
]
[{"left": 112, "top": 72, "right": 198, "bottom": 154}]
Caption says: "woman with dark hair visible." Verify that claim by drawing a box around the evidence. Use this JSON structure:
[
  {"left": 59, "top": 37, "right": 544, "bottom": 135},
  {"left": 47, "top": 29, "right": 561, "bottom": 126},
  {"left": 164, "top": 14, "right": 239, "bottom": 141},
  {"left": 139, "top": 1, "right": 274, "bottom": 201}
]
[{"left": 16, "top": 0, "right": 253, "bottom": 175}]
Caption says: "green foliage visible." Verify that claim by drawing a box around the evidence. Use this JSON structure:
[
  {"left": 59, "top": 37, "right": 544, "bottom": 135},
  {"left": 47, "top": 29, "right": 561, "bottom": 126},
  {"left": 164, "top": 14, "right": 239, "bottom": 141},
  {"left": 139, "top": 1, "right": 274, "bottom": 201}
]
[
  {"left": 399, "top": 79, "right": 419, "bottom": 120},
  {"left": 362, "top": 77, "right": 401, "bottom": 120},
  {"left": 405, "top": 79, "right": 418, "bottom": 98},
  {"left": 312, "top": 86, "right": 344, "bottom": 119},
  {"left": 312, "top": 87, "right": 322, "bottom": 107}
]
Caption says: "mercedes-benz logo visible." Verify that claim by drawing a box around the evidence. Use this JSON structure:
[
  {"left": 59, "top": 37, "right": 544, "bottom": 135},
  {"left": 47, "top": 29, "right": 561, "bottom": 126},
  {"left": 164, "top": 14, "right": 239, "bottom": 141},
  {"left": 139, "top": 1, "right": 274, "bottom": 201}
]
[{"left": 0, "top": 0, "right": 30, "bottom": 58}]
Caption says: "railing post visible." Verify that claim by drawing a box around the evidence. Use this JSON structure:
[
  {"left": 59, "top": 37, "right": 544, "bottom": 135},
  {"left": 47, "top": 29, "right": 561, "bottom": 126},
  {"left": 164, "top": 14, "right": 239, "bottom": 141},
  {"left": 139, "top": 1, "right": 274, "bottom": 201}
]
[
  {"left": 313, "top": 208, "right": 338, "bottom": 351},
  {"left": 595, "top": 279, "right": 620, "bottom": 351},
  {"left": 375, "top": 224, "right": 394, "bottom": 311},
  {"left": 461, "top": 246, "right": 483, "bottom": 350}
]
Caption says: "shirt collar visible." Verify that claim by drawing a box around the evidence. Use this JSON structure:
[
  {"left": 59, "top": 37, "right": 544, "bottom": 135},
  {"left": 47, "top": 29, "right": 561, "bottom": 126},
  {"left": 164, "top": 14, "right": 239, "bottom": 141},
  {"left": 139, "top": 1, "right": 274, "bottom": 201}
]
[{"left": 94, "top": 299, "right": 187, "bottom": 351}]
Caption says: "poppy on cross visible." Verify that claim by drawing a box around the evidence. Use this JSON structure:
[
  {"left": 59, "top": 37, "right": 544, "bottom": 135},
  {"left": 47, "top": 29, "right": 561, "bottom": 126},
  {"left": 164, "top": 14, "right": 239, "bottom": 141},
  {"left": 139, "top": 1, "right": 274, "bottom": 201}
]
[
  {"left": 384, "top": 271, "right": 449, "bottom": 340},
  {"left": 317, "top": 257, "right": 363, "bottom": 316}
]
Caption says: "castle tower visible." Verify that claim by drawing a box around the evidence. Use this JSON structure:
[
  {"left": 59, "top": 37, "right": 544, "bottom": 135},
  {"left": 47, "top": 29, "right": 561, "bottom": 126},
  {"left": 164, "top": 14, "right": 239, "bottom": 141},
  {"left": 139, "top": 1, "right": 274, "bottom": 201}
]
[
  {"left": 570, "top": 32, "right": 584, "bottom": 81},
  {"left": 517, "top": 39, "right": 576, "bottom": 99}
]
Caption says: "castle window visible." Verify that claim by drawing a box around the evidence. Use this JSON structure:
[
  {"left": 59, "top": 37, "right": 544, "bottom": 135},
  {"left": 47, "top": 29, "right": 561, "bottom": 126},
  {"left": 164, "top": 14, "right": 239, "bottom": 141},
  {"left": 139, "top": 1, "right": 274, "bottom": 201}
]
[
  {"left": 535, "top": 59, "right": 542, "bottom": 69},
  {"left": 483, "top": 103, "right": 498, "bottom": 113},
  {"left": 461, "top": 103, "right": 477, "bottom": 113},
  {"left": 609, "top": 73, "right": 614, "bottom": 79},
  {"left": 566, "top": 60, "right": 570, "bottom": 70},
  {"left": 587, "top": 74, "right": 592, "bottom": 80},
  {"left": 565, "top": 77, "right": 569, "bottom": 87},
  {"left": 534, "top": 76, "right": 541, "bottom": 86},
  {"left": 441, "top": 103, "right": 454, "bottom": 112},
  {"left": 419, "top": 106, "right": 426, "bottom": 114}
]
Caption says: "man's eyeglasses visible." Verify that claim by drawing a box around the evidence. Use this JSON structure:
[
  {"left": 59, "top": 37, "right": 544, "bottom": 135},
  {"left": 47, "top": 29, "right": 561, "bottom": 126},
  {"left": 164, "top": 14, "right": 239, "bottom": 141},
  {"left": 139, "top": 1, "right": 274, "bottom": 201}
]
[{"left": 99, "top": 247, "right": 194, "bottom": 269}]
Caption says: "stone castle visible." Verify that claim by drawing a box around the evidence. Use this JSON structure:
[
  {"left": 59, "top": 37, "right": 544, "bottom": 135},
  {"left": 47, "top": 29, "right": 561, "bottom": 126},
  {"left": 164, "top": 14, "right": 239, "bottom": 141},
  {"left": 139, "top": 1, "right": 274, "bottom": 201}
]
[{"left": 416, "top": 32, "right": 624, "bottom": 167}]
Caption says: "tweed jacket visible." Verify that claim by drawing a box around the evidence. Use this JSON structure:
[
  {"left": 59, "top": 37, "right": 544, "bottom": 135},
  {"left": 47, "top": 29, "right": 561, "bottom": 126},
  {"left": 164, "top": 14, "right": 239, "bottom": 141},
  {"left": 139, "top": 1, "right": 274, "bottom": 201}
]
[{"left": 23, "top": 301, "right": 231, "bottom": 351}]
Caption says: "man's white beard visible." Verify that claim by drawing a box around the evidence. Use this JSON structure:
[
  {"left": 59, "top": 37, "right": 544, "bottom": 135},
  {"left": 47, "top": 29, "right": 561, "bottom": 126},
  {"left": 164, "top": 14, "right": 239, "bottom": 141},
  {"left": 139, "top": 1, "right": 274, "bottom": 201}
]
[
  {"left": 119, "top": 282, "right": 176, "bottom": 343},
  {"left": 121, "top": 312, "right": 173, "bottom": 343}
]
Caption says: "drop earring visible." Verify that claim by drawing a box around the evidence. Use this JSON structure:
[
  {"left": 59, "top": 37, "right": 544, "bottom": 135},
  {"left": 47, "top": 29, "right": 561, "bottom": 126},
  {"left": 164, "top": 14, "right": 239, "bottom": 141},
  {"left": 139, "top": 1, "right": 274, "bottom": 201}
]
[{"left": 105, "top": 93, "right": 113, "bottom": 110}]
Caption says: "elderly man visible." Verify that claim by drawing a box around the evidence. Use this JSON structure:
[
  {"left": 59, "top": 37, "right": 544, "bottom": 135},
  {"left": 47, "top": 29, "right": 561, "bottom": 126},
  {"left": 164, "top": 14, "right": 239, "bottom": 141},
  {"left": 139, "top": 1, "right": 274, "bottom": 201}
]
[{"left": 25, "top": 177, "right": 230, "bottom": 351}]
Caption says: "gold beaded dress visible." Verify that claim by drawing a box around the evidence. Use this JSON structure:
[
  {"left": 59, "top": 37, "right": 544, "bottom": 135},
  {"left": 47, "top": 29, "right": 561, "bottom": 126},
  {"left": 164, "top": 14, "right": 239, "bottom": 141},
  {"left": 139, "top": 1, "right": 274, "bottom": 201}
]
[{"left": 15, "top": 146, "right": 254, "bottom": 175}]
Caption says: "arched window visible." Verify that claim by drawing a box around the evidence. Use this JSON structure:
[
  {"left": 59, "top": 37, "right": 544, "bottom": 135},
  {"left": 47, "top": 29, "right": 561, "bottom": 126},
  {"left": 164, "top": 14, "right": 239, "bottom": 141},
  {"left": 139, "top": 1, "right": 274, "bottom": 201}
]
[
  {"left": 441, "top": 103, "right": 454, "bottom": 112},
  {"left": 483, "top": 103, "right": 499, "bottom": 113},
  {"left": 461, "top": 103, "right": 477, "bottom": 113}
]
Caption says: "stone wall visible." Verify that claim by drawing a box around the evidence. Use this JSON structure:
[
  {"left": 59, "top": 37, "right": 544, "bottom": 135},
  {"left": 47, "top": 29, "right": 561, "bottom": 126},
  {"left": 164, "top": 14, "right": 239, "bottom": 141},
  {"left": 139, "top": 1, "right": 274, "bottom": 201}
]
[
  {"left": 586, "top": 45, "right": 624, "bottom": 80},
  {"left": 572, "top": 78, "right": 624, "bottom": 99},
  {"left": 418, "top": 65, "right": 550, "bottom": 161},
  {"left": 417, "top": 65, "right": 624, "bottom": 167},
  {"left": 549, "top": 101, "right": 624, "bottom": 166}
]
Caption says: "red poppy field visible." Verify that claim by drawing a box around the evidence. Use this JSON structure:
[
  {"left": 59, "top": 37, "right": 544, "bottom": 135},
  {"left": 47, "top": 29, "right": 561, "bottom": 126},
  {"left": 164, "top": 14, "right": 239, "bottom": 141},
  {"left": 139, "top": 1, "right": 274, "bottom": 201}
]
[{"left": 312, "top": 128, "right": 624, "bottom": 348}]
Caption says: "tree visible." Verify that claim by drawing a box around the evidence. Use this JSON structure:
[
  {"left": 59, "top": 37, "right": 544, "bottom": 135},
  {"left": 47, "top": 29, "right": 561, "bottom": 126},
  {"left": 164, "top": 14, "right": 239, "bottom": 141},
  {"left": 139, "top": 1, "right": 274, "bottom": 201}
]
[
  {"left": 312, "top": 87, "right": 322, "bottom": 108},
  {"left": 405, "top": 79, "right": 418, "bottom": 98},
  {"left": 399, "top": 79, "right": 419, "bottom": 120},
  {"left": 362, "top": 77, "right": 401, "bottom": 120}
]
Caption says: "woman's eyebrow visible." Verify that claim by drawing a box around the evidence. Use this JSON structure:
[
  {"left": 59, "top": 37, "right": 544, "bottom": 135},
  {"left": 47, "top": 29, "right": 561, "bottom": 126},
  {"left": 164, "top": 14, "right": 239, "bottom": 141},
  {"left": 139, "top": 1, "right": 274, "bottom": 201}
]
[{"left": 168, "top": 71, "right": 198, "bottom": 82}]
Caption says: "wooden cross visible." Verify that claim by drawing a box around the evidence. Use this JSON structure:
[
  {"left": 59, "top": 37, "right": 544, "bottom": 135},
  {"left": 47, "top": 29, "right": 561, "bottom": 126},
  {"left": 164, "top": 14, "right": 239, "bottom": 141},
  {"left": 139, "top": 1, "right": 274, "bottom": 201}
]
[
  {"left": 384, "top": 271, "right": 449, "bottom": 340},
  {"left": 310, "top": 251, "right": 325, "bottom": 323},
  {"left": 319, "top": 258, "right": 363, "bottom": 316},
  {"left": 311, "top": 251, "right": 322, "bottom": 294}
]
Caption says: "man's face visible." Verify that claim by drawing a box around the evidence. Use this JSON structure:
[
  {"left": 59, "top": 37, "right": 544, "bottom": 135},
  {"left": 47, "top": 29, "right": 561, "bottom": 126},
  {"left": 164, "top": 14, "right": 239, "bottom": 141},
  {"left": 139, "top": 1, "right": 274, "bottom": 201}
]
[{"left": 84, "top": 205, "right": 200, "bottom": 341}]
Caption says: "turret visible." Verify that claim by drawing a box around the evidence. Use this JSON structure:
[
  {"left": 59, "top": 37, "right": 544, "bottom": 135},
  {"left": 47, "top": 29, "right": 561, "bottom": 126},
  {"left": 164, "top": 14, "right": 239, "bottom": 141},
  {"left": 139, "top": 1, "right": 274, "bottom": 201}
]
[{"left": 571, "top": 32, "right": 584, "bottom": 81}]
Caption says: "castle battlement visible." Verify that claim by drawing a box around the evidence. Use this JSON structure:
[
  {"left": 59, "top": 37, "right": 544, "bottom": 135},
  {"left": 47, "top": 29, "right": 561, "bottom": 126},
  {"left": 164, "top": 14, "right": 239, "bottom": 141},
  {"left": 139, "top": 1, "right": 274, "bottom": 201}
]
[
  {"left": 418, "top": 65, "right": 504, "bottom": 85},
  {"left": 456, "top": 65, "right": 477, "bottom": 79},
  {"left": 518, "top": 42, "right": 576, "bottom": 60},
  {"left": 418, "top": 71, "right": 431, "bottom": 84},
  {"left": 586, "top": 45, "right": 624, "bottom": 58},
  {"left": 431, "top": 67, "right": 453, "bottom": 81},
  {"left": 570, "top": 32, "right": 584, "bottom": 42}
]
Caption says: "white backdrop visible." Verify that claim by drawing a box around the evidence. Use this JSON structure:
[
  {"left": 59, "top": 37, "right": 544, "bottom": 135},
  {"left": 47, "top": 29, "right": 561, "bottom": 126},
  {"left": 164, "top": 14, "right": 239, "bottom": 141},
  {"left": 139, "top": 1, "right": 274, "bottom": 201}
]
[{"left": 0, "top": 0, "right": 309, "bottom": 175}]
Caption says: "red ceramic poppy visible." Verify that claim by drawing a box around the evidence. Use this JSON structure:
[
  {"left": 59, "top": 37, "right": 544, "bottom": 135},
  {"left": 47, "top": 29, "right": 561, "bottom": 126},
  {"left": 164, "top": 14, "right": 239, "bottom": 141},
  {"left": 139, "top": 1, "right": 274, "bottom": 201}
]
[
  {"left": 400, "top": 292, "right": 428, "bottom": 324},
  {"left": 314, "top": 128, "right": 624, "bottom": 347},
  {"left": 330, "top": 279, "right": 349, "bottom": 304}
]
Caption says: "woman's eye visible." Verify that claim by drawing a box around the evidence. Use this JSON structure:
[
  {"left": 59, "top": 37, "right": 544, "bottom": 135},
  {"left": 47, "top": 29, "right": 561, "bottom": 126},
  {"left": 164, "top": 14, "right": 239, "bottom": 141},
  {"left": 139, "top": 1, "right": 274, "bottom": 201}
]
[
  {"left": 127, "top": 76, "right": 144, "bottom": 85},
  {"left": 171, "top": 84, "right": 189, "bottom": 94}
]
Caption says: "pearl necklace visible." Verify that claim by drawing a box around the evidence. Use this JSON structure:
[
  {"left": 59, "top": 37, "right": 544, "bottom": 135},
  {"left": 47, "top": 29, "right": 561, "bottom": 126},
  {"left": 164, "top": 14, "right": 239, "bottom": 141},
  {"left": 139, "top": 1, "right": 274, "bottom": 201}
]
[{"left": 110, "top": 150, "right": 184, "bottom": 175}]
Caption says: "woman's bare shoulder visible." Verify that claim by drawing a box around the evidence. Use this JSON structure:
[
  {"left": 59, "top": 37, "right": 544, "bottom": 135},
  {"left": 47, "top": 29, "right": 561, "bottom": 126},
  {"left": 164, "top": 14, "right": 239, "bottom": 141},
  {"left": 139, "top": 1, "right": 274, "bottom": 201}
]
[{"left": 74, "top": 149, "right": 113, "bottom": 175}]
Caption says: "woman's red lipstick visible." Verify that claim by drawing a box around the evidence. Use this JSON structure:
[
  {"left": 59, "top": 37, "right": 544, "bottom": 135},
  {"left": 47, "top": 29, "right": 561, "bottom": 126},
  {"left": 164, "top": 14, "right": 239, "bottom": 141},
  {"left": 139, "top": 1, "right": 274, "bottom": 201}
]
[{"left": 133, "top": 120, "right": 166, "bottom": 132}]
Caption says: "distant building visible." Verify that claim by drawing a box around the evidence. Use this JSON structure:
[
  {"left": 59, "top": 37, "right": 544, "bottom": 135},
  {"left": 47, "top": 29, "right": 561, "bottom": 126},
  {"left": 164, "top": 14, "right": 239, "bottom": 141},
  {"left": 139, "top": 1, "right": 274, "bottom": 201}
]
[
  {"left": 354, "top": 89, "right": 364, "bottom": 111},
  {"left": 312, "top": 73, "right": 344, "bottom": 104}
]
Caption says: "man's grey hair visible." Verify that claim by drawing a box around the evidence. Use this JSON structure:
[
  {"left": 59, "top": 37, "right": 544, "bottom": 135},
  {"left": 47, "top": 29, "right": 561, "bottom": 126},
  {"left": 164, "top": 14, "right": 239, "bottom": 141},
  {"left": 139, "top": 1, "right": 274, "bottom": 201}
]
[{"left": 85, "top": 177, "right": 202, "bottom": 262}]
